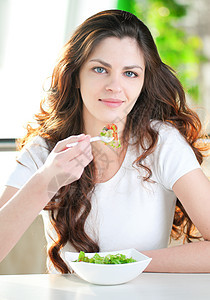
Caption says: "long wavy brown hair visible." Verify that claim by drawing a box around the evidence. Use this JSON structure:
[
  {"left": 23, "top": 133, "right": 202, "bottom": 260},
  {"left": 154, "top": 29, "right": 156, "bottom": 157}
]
[{"left": 18, "top": 9, "right": 208, "bottom": 273}]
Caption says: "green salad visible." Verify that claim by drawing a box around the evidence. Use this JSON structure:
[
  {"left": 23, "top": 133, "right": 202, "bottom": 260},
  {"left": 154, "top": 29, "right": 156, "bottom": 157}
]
[
  {"left": 100, "top": 123, "right": 121, "bottom": 148},
  {"left": 74, "top": 251, "right": 137, "bottom": 264}
]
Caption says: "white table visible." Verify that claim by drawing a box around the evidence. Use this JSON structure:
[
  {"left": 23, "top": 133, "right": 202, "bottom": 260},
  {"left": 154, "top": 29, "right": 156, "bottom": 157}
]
[{"left": 0, "top": 273, "right": 210, "bottom": 299}]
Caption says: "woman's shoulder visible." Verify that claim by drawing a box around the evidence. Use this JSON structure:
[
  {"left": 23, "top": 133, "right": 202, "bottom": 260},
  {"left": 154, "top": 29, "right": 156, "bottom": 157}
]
[
  {"left": 23, "top": 135, "right": 49, "bottom": 152},
  {"left": 151, "top": 120, "right": 179, "bottom": 134},
  {"left": 129, "top": 120, "right": 183, "bottom": 153},
  {"left": 149, "top": 121, "right": 200, "bottom": 189},
  {"left": 18, "top": 135, "right": 50, "bottom": 164},
  {"left": 150, "top": 120, "right": 184, "bottom": 144}
]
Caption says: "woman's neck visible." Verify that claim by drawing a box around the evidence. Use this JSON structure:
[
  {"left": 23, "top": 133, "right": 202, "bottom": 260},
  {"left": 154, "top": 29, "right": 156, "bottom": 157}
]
[
  {"left": 82, "top": 109, "right": 128, "bottom": 173},
  {"left": 91, "top": 132, "right": 128, "bottom": 183}
]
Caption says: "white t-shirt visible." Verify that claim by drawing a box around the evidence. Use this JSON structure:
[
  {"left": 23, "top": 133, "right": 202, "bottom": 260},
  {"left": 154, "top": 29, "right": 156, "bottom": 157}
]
[{"left": 5, "top": 121, "right": 201, "bottom": 273}]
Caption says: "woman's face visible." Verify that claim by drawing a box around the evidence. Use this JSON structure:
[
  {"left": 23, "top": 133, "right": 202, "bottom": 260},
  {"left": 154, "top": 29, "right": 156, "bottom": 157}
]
[{"left": 79, "top": 36, "right": 145, "bottom": 131}]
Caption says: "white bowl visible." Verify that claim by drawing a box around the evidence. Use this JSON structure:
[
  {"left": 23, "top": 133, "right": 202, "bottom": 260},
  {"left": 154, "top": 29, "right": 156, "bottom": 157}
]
[{"left": 65, "top": 248, "right": 152, "bottom": 285}]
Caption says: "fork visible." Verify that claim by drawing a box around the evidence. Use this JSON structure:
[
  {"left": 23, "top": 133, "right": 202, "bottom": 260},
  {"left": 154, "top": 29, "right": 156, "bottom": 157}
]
[{"left": 66, "top": 136, "right": 114, "bottom": 148}]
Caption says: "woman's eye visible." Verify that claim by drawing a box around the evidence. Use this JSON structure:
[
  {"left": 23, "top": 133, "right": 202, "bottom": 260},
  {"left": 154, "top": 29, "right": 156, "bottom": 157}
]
[
  {"left": 93, "top": 67, "right": 106, "bottom": 74},
  {"left": 125, "top": 71, "right": 138, "bottom": 78}
]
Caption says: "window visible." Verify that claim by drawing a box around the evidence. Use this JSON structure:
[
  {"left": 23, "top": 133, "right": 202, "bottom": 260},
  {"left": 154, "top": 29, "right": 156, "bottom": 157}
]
[
  {"left": 0, "top": 0, "right": 74, "bottom": 138},
  {"left": 0, "top": 0, "right": 116, "bottom": 139}
]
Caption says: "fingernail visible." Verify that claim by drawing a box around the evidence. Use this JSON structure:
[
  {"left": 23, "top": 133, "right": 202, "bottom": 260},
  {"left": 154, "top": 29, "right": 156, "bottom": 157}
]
[{"left": 78, "top": 134, "right": 86, "bottom": 141}]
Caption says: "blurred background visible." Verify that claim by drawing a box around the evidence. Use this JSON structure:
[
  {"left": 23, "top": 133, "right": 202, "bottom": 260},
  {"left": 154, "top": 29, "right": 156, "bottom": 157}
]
[{"left": 0, "top": 0, "right": 209, "bottom": 274}]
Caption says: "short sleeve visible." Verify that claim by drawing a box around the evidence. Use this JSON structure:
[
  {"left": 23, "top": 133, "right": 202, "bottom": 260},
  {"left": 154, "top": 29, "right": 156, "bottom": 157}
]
[
  {"left": 151, "top": 123, "right": 201, "bottom": 190},
  {"left": 5, "top": 136, "right": 49, "bottom": 189}
]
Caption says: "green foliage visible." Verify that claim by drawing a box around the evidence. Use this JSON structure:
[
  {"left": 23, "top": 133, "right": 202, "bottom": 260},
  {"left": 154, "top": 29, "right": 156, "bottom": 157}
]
[{"left": 117, "top": 0, "right": 204, "bottom": 103}]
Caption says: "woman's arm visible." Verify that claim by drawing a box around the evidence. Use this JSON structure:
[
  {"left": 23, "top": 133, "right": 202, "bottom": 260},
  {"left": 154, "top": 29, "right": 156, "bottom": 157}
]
[
  {"left": 0, "top": 134, "right": 92, "bottom": 262},
  {"left": 0, "top": 173, "right": 50, "bottom": 263},
  {"left": 143, "top": 240, "right": 210, "bottom": 273},
  {"left": 142, "top": 168, "right": 210, "bottom": 273}
]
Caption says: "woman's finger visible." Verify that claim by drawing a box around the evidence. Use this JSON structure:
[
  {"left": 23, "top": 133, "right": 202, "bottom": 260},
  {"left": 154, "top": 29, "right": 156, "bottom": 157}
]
[
  {"left": 57, "top": 135, "right": 92, "bottom": 163},
  {"left": 69, "top": 139, "right": 93, "bottom": 168},
  {"left": 53, "top": 134, "right": 86, "bottom": 153}
]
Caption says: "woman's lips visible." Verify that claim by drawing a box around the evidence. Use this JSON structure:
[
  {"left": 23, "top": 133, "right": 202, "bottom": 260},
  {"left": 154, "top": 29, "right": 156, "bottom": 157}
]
[{"left": 99, "top": 98, "right": 124, "bottom": 108}]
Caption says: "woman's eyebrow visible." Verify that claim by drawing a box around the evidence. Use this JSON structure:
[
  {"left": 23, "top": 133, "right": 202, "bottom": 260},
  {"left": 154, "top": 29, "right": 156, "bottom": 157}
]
[
  {"left": 89, "top": 59, "right": 111, "bottom": 68},
  {"left": 123, "top": 64, "right": 143, "bottom": 71},
  {"left": 89, "top": 58, "right": 143, "bottom": 71}
]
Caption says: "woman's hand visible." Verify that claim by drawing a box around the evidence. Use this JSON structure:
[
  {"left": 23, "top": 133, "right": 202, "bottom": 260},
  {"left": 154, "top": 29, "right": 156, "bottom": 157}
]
[
  {"left": 0, "top": 134, "right": 92, "bottom": 262},
  {"left": 39, "top": 134, "right": 93, "bottom": 199}
]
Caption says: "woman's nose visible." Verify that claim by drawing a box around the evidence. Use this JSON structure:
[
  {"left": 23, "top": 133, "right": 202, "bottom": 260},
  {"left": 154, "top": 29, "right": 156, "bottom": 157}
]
[{"left": 105, "top": 75, "right": 122, "bottom": 93}]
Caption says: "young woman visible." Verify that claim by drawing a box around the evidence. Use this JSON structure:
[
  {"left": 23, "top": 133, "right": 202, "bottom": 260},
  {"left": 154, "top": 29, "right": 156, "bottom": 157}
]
[{"left": 0, "top": 9, "right": 209, "bottom": 274}]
